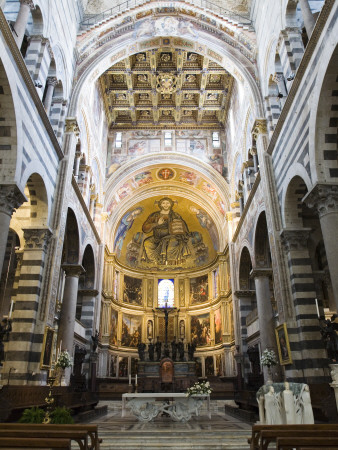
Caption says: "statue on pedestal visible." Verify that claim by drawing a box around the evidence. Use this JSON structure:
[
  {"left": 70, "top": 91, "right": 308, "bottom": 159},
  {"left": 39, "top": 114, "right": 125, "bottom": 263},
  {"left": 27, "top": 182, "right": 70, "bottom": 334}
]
[
  {"left": 0, "top": 318, "right": 12, "bottom": 366},
  {"left": 319, "top": 315, "right": 338, "bottom": 363},
  {"left": 138, "top": 342, "right": 146, "bottom": 361},
  {"left": 148, "top": 340, "right": 155, "bottom": 361},
  {"left": 156, "top": 337, "right": 162, "bottom": 361},
  {"left": 178, "top": 338, "right": 185, "bottom": 361},
  {"left": 171, "top": 337, "right": 177, "bottom": 361},
  {"left": 188, "top": 341, "right": 196, "bottom": 361}
]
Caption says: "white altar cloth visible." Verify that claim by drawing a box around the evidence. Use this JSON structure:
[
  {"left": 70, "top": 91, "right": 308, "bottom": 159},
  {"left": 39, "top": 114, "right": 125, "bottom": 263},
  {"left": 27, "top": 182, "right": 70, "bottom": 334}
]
[{"left": 122, "top": 392, "right": 211, "bottom": 422}]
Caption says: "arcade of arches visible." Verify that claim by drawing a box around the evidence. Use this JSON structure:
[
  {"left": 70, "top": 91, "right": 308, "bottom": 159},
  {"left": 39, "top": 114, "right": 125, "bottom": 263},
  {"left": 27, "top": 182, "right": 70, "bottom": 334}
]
[{"left": 0, "top": 0, "right": 337, "bottom": 404}]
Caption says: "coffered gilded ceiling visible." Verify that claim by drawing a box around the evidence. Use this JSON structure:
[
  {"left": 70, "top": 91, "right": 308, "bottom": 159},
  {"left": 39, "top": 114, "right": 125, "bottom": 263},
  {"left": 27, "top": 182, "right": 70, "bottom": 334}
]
[{"left": 99, "top": 48, "right": 234, "bottom": 130}]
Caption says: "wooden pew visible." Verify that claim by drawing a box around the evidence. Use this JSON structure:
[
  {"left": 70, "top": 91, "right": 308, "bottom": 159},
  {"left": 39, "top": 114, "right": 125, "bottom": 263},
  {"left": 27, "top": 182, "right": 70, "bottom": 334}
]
[
  {"left": 0, "top": 429, "right": 88, "bottom": 450},
  {"left": 276, "top": 436, "right": 338, "bottom": 449},
  {"left": 0, "top": 437, "right": 71, "bottom": 448},
  {"left": 0, "top": 424, "right": 101, "bottom": 450},
  {"left": 259, "top": 429, "right": 338, "bottom": 449},
  {"left": 249, "top": 424, "right": 338, "bottom": 450}
]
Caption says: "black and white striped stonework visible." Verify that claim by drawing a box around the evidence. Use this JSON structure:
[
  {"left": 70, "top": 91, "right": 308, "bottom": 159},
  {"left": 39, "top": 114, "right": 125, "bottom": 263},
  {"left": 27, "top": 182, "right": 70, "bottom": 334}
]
[
  {"left": 280, "top": 229, "right": 328, "bottom": 382},
  {"left": 6, "top": 229, "right": 52, "bottom": 384}
]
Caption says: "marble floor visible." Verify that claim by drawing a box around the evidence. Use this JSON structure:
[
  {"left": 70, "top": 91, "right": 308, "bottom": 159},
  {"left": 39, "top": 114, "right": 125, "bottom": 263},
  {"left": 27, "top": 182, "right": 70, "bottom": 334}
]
[{"left": 88, "top": 400, "right": 252, "bottom": 449}]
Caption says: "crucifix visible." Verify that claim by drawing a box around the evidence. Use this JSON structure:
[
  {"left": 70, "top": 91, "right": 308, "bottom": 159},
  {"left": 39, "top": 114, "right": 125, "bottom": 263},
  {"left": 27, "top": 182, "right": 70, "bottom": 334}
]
[{"left": 155, "top": 303, "right": 177, "bottom": 358}]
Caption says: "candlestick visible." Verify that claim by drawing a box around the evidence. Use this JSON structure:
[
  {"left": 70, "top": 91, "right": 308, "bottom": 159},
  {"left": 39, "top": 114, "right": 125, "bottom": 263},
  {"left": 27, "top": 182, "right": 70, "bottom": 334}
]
[
  {"left": 129, "top": 374, "right": 131, "bottom": 385},
  {"left": 315, "top": 298, "right": 320, "bottom": 319},
  {"left": 8, "top": 300, "right": 13, "bottom": 319},
  {"left": 135, "top": 374, "right": 137, "bottom": 385}
]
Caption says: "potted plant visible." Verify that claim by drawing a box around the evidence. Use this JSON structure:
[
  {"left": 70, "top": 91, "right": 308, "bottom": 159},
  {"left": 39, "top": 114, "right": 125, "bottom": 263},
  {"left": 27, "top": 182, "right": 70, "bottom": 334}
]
[
  {"left": 55, "top": 350, "right": 72, "bottom": 385},
  {"left": 186, "top": 380, "right": 212, "bottom": 397},
  {"left": 260, "top": 349, "right": 278, "bottom": 383},
  {"left": 50, "top": 406, "right": 74, "bottom": 424},
  {"left": 19, "top": 406, "right": 45, "bottom": 423}
]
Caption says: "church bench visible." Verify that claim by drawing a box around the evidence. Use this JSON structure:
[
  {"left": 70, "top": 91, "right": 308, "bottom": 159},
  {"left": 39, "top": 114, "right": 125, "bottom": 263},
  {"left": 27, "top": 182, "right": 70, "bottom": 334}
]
[
  {"left": 0, "top": 429, "right": 88, "bottom": 450},
  {"left": 258, "top": 429, "right": 338, "bottom": 449},
  {"left": 0, "top": 437, "right": 71, "bottom": 448},
  {"left": 276, "top": 436, "right": 338, "bottom": 449},
  {"left": 249, "top": 424, "right": 338, "bottom": 450},
  {"left": 0, "top": 424, "right": 101, "bottom": 450}
]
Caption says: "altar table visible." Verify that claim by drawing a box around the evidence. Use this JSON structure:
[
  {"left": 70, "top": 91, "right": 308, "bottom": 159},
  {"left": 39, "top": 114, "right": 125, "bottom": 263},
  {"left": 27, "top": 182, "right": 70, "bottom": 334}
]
[{"left": 122, "top": 392, "right": 211, "bottom": 422}]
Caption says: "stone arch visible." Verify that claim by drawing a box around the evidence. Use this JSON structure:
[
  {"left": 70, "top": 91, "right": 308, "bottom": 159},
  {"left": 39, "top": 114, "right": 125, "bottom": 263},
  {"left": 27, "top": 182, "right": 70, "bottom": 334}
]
[
  {"left": 69, "top": 11, "right": 264, "bottom": 120},
  {"left": 253, "top": 211, "right": 272, "bottom": 269},
  {"left": 284, "top": 0, "right": 298, "bottom": 28},
  {"left": 311, "top": 45, "right": 338, "bottom": 184},
  {"left": 28, "top": 4, "right": 44, "bottom": 35},
  {"left": 63, "top": 208, "right": 80, "bottom": 264},
  {"left": 282, "top": 175, "right": 308, "bottom": 228},
  {"left": 0, "top": 59, "right": 18, "bottom": 183},
  {"left": 238, "top": 246, "right": 254, "bottom": 291}
]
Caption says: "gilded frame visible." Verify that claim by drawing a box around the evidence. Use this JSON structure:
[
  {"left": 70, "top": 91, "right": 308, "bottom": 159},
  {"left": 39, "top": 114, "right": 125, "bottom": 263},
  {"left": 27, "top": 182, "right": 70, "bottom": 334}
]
[
  {"left": 40, "top": 326, "right": 54, "bottom": 369},
  {"left": 275, "top": 323, "right": 292, "bottom": 365}
]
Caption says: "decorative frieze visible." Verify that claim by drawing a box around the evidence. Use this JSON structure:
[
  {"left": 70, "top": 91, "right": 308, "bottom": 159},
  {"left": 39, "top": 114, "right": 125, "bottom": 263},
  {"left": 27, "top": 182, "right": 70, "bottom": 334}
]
[{"left": 65, "top": 117, "right": 80, "bottom": 135}]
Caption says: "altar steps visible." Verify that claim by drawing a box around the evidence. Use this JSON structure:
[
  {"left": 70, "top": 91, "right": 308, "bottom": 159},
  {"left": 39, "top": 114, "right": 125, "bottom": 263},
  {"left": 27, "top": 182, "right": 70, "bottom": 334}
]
[{"left": 97, "top": 429, "right": 251, "bottom": 449}]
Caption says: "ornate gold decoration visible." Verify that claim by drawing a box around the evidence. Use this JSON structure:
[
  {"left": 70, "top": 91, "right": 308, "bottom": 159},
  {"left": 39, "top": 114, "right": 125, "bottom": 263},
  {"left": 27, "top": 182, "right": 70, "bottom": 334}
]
[{"left": 156, "top": 72, "right": 178, "bottom": 94}]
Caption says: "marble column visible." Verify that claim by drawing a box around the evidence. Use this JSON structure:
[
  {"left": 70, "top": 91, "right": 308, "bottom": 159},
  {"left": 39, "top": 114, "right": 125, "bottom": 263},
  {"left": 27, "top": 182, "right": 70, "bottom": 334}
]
[
  {"left": 298, "top": 0, "right": 316, "bottom": 37},
  {"left": 251, "top": 269, "right": 278, "bottom": 382},
  {"left": 43, "top": 77, "right": 58, "bottom": 115},
  {"left": 13, "top": 0, "right": 34, "bottom": 48},
  {"left": 58, "top": 264, "right": 84, "bottom": 354},
  {"left": 304, "top": 184, "right": 338, "bottom": 312},
  {"left": 0, "top": 185, "right": 26, "bottom": 277},
  {"left": 250, "top": 147, "right": 259, "bottom": 173},
  {"left": 73, "top": 150, "right": 82, "bottom": 180}
]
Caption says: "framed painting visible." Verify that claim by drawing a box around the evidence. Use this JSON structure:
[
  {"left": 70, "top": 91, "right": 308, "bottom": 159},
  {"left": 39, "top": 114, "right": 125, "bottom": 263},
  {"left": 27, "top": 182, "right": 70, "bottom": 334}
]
[
  {"left": 40, "top": 326, "right": 54, "bottom": 369},
  {"left": 275, "top": 323, "right": 292, "bottom": 365}
]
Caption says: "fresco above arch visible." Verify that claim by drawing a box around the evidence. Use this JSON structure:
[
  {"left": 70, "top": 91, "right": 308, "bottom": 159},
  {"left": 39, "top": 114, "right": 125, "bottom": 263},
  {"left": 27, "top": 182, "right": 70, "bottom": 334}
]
[{"left": 113, "top": 196, "right": 219, "bottom": 270}]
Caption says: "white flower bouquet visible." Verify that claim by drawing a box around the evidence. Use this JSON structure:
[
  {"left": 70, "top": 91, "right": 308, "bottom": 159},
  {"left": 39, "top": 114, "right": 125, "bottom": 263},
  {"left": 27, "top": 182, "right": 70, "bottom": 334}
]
[
  {"left": 55, "top": 350, "right": 72, "bottom": 369},
  {"left": 186, "top": 381, "right": 212, "bottom": 397},
  {"left": 260, "top": 349, "right": 277, "bottom": 367}
]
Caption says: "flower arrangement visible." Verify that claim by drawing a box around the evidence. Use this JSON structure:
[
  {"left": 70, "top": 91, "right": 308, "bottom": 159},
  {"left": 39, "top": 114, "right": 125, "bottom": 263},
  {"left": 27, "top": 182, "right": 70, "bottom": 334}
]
[
  {"left": 55, "top": 350, "right": 72, "bottom": 369},
  {"left": 260, "top": 349, "right": 277, "bottom": 368},
  {"left": 186, "top": 381, "right": 212, "bottom": 397}
]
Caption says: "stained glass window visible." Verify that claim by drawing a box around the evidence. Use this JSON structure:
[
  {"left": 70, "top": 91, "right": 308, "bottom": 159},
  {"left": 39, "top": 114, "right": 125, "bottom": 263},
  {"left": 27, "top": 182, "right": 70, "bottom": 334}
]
[{"left": 158, "top": 279, "right": 174, "bottom": 308}]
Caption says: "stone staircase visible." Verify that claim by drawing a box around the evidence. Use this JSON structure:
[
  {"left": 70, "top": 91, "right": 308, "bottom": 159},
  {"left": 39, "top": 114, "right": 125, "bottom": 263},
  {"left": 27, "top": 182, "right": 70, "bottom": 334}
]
[
  {"left": 98, "top": 429, "right": 251, "bottom": 449},
  {"left": 90, "top": 400, "right": 252, "bottom": 449}
]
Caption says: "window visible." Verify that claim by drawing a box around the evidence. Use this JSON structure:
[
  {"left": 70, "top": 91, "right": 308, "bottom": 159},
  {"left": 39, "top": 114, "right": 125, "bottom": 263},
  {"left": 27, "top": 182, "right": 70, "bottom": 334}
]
[
  {"left": 212, "top": 131, "right": 220, "bottom": 148},
  {"left": 164, "top": 131, "right": 172, "bottom": 146},
  {"left": 158, "top": 279, "right": 175, "bottom": 308},
  {"left": 115, "top": 132, "right": 122, "bottom": 148}
]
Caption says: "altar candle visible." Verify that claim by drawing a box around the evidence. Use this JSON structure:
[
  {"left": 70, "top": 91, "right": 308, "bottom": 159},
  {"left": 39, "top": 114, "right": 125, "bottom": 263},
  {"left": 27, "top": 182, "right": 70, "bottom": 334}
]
[
  {"left": 8, "top": 300, "right": 14, "bottom": 319},
  {"left": 315, "top": 298, "right": 320, "bottom": 318},
  {"left": 129, "top": 374, "right": 131, "bottom": 385},
  {"left": 135, "top": 374, "right": 138, "bottom": 385},
  {"left": 60, "top": 340, "right": 62, "bottom": 352}
]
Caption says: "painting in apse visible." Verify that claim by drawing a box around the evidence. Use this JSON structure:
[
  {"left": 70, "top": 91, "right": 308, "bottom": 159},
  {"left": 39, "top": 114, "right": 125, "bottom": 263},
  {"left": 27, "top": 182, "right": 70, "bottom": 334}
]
[
  {"left": 121, "top": 314, "right": 142, "bottom": 348},
  {"left": 190, "top": 313, "right": 211, "bottom": 347},
  {"left": 123, "top": 275, "right": 142, "bottom": 306},
  {"left": 115, "top": 197, "right": 217, "bottom": 270},
  {"left": 214, "top": 307, "right": 222, "bottom": 344},
  {"left": 110, "top": 309, "right": 118, "bottom": 345},
  {"left": 190, "top": 275, "right": 208, "bottom": 305}
]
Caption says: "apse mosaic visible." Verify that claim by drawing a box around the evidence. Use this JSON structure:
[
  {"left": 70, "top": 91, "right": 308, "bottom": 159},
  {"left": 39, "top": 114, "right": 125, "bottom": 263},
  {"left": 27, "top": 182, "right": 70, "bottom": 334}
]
[
  {"left": 107, "top": 164, "right": 227, "bottom": 218},
  {"left": 121, "top": 313, "right": 142, "bottom": 348},
  {"left": 113, "top": 196, "right": 218, "bottom": 270},
  {"left": 190, "top": 313, "right": 211, "bottom": 347}
]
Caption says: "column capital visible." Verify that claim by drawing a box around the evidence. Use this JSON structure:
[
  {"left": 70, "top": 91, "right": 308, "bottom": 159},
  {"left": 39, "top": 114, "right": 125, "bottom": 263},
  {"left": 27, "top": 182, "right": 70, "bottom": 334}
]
[
  {"left": 20, "top": 0, "right": 35, "bottom": 8},
  {"left": 62, "top": 264, "right": 85, "bottom": 278},
  {"left": 249, "top": 146, "right": 257, "bottom": 156},
  {"left": 0, "top": 185, "right": 26, "bottom": 216},
  {"left": 303, "top": 183, "right": 338, "bottom": 218},
  {"left": 65, "top": 117, "right": 80, "bottom": 135},
  {"left": 250, "top": 268, "right": 272, "bottom": 279},
  {"left": 251, "top": 118, "right": 268, "bottom": 141},
  {"left": 22, "top": 227, "right": 52, "bottom": 252},
  {"left": 280, "top": 227, "right": 311, "bottom": 252},
  {"left": 47, "top": 76, "right": 58, "bottom": 87}
]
